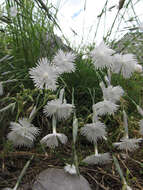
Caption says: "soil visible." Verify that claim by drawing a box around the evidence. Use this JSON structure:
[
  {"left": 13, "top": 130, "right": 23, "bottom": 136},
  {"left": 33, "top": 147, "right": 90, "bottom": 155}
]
[{"left": 0, "top": 143, "right": 143, "bottom": 190}]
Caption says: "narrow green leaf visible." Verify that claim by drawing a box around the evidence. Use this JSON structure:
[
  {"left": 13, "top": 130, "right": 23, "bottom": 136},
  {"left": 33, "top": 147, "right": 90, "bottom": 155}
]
[{"left": 0, "top": 102, "right": 16, "bottom": 113}]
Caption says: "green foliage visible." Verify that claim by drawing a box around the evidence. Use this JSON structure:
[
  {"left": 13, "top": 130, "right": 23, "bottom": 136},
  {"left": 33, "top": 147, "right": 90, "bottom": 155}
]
[
  {"left": 0, "top": 84, "right": 56, "bottom": 147},
  {"left": 111, "top": 72, "right": 143, "bottom": 113},
  {"left": 0, "top": 0, "right": 66, "bottom": 91},
  {"left": 60, "top": 54, "right": 104, "bottom": 116}
]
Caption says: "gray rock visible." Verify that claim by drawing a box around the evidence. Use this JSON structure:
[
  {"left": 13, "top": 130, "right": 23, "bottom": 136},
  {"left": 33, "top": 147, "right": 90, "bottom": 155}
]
[
  {"left": 32, "top": 168, "right": 92, "bottom": 190},
  {"left": 113, "top": 31, "right": 143, "bottom": 64}
]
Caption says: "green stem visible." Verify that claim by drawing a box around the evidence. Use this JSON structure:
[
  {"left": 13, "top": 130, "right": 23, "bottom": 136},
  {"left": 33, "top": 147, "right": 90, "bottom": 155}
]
[
  {"left": 123, "top": 110, "right": 129, "bottom": 139},
  {"left": 13, "top": 155, "right": 34, "bottom": 190},
  {"left": 52, "top": 114, "right": 57, "bottom": 134},
  {"left": 94, "top": 142, "right": 98, "bottom": 155},
  {"left": 112, "top": 154, "right": 127, "bottom": 186}
]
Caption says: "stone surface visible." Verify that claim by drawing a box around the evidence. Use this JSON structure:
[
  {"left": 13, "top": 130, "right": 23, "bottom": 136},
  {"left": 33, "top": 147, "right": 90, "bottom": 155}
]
[
  {"left": 113, "top": 31, "right": 143, "bottom": 64},
  {"left": 32, "top": 168, "right": 92, "bottom": 190}
]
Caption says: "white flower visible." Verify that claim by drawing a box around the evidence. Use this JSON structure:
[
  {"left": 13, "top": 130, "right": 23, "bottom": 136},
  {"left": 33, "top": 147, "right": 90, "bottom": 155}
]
[
  {"left": 102, "top": 85, "right": 124, "bottom": 103},
  {"left": 29, "top": 57, "right": 59, "bottom": 90},
  {"left": 43, "top": 98, "right": 74, "bottom": 120},
  {"left": 53, "top": 49, "right": 76, "bottom": 73},
  {"left": 139, "top": 119, "right": 143, "bottom": 135},
  {"left": 80, "top": 121, "right": 106, "bottom": 143},
  {"left": 44, "top": 99, "right": 61, "bottom": 116},
  {"left": 134, "top": 64, "right": 142, "bottom": 73},
  {"left": 64, "top": 164, "right": 77, "bottom": 175},
  {"left": 90, "top": 42, "right": 115, "bottom": 69},
  {"left": 112, "top": 53, "right": 138, "bottom": 78},
  {"left": 82, "top": 153, "right": 112, "bottom": 165},
  {"left": 113, "top": 138, "right": 142, "bottom": 152},
  {"left": 40, "top": 132, "right": 68, "bottom": 148},
  {"left": 126, "top": 185, "right": 132, "bottom": 190},
  {"left": 7, "top": 118, "right": 40, "bottom": 147},
  {"left": 0, "top": 82, "right": 3, "bottom": 96},
  {"left": 9, "top": 6, "right": 17, "bottom": 17},
  {"left": 93, "top": 100, "right": 119, "bottom": 116}
]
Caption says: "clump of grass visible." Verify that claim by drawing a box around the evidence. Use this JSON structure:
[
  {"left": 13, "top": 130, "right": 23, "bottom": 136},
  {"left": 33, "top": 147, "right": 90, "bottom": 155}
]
[{"left": 0, "top": 0, "right": 67, "bottom": 90}]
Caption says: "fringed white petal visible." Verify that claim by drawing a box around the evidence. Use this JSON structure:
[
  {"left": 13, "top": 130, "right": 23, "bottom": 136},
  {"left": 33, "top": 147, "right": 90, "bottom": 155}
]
[
  {"left": 93, "top": 100, "right": 119, "bottom": 116},
  {"left": 82, "top": 153, "right": 112, "bottom": 165},
  {"left": 64, "top": 164, "right": 77, "bottom": 175},
  {"left": 53, "top": 49, "right": 76, "bottom": 73},
  {"left": 29, "top": 57, "right": 58, "bottom": 90},
  {"left": 113, "top": 138, "right": 142, "bottom": 152},
  {"left": 43, "top": 98, "right": 74, "bottom": 120},
  {"left": 80, "top": 121, "right": 106, "bottom": 143},
  {"left": 40, "top": 133, "right": 68, "bottom": 148},
  {"left": 90, "top": 42, "right": 115, "bottom": 70},
  {"left": 7, "top": 118, "right": 40, "bottom": 147}
]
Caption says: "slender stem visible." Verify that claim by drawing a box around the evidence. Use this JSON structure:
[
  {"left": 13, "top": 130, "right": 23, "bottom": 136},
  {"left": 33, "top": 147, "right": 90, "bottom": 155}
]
[
  {"left": 88, "top": 88, "right": 95, "bottom": 105},
  {"left": 107, "top": 69, "right": 111, "bottom": 84},
  {"left": 52, "top": 114, "right": 57, "bottom": 134},
  {"left": 41, "top": 143, "right": 48, "bottom": 156},
  {"left": 105, "top": 10, "right": 119, "bottom": 41},
  {"left": 92, "top": 111, "right": 98, "bottom": 123},
  {"left": 59, "top": 88, "right": 64, "bottom": 102},
  {"left": 13, "top": 155, "right": 34, "bottom": 190},
  {"left": 112, "top": 154, "right": 127, "bottom": 185},
  {"left": 59, "top": 76, "right": 71, "bottom": 94},
  {"left": 94, "top": 142, "right": 98, "bottom": 155},
  {"left": 123, "top": 110, "right": 129, "bottom": 139},
  {"left": 93, "top": 0, "right": 108, "bottom": 41},
  {"left": 73, "top": 145, "right": 80, "bottom": 176},
  {"left": 72, "top": 87, "right": 75, "bottom": 106}
]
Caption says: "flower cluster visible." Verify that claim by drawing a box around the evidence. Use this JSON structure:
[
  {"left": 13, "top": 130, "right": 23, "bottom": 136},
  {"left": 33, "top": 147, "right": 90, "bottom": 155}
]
[
  {"left": 90, "top": 41, "right": 142, "bottom": 78},
  {"left": 80, "top": 41, "right": 143, "bottom": 171},
  {"left": 5, "top": 39, "right": 143, "bottom": 190},
  {"left": 92, "top": 75, "right": 123, "bottom": 117},
  {"left": 29, "top": 50, "right": 76, "bottom": 91},
  {"left": 40, "top": 88, "right": 74, "bottom": 148},
  {"left": 80, "top": 104, "right": 112, "bottom": 165}
]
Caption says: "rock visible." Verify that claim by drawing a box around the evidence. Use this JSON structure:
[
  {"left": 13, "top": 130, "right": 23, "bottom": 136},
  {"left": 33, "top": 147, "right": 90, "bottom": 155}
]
[
  {"left": 32, "top": 168, "right": 92, "bottom": 190},
  {"left": 39, "top": 31, "right": 72, "bottom": 58},
  {"left": 113, "top": 31, "right": 143, "bottom": 64}
]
